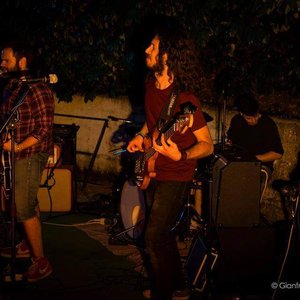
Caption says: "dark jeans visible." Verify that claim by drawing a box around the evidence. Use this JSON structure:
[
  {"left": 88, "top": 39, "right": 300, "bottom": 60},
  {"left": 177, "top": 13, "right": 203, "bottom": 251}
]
[{"left": 143, "top": 179, "right": 190, "bottom": 300}]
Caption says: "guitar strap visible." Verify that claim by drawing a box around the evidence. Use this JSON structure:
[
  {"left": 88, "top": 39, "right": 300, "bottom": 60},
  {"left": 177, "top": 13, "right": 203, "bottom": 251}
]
[{"left": 156, "top": 89, "right": 178, "bottom": 133}]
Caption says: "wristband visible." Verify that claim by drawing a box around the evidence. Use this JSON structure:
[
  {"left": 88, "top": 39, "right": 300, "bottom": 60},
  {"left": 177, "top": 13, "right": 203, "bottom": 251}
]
[
  {"left": 135, "top": 132, "right": 145, "bottom": 138},
  {"left": 179, "top": 150, "right": 187, "bottom": 161}
]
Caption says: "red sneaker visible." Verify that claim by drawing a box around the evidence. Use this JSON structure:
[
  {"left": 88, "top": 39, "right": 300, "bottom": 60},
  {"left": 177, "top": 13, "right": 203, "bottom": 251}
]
[
  {"left": 1, "top": 240, "right": 31, "bottom": 258},
  {"left": 24, "top": 257, "right": 53, "bottom": 283}
]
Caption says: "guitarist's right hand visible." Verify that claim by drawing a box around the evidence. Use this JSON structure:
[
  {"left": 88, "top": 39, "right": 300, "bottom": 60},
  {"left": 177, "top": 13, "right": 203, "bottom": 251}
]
[{"left": 127, "top": 135, "right": 144, "bottom": 153}]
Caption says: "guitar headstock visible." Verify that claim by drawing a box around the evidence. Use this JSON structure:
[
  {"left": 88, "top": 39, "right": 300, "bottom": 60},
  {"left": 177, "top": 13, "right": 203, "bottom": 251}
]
[
  {"left": 173, "top": 101, "right": 197, "bottom": 133},
  {"left": 156, "top": 101, "right": 197, "bottom": 140},
  {"left": 179, "top": 101, "right": 197, "bottom": 115}
]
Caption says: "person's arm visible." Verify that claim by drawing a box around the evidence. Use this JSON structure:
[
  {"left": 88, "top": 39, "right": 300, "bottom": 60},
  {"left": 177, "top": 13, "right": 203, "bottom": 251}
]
[
  {"left": 153, "top": 125, "right": 214, "bottom": 161},
  {"left": 30, "top": 85, "right": 54, "bottom": 143},
  {"left": 257, "top": 117, "right": 283, "bottom": 162},
  {"left": 256, "top": 151, "right": 282, "bottom": 162},
  {"left": 3, "top": 135, "right": 39, "bottom": 152},
  {"left": 182, "top": 126, "right": 214, "bottom": 160},
  {"left": 127, "top": 122, "right": 149, "bottom": 153}
]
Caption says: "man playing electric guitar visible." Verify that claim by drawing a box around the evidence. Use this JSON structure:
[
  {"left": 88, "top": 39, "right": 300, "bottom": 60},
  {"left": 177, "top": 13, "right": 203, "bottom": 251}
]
[{"left": 127, "top": 25, "right": 213, "bottom": 300}]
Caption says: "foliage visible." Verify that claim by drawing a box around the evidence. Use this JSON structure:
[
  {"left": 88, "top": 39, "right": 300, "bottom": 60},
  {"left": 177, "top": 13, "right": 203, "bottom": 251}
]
[{"left": 0, "top": 0, "right": 299, "bottom": 117}]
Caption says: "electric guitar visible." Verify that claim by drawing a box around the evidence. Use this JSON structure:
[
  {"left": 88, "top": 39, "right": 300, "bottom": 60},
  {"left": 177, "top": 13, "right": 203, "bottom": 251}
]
[{"left": 134, "top": 102, "right": 197, "bottom": 190}]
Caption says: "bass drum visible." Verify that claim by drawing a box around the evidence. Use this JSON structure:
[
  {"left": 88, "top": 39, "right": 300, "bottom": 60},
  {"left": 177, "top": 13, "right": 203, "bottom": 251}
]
[{"left": 120, "top": 179, "right": 145, "bottom": 239}]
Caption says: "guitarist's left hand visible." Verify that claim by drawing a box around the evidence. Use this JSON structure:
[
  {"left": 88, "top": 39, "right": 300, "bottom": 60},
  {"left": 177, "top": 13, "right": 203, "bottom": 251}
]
[
  {"left": 2, "top": 139, "right": 13, "bottom": 152},
  {"left": 153, "top": 134, "right": 182, "bottom": 161}
]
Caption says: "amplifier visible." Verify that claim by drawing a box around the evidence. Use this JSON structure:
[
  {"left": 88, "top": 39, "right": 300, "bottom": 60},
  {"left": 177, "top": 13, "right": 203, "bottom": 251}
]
[
  {"left": 38, "top": 168, "right": 73, "bottom": 212},
  {"left": 45, "top": 144, "right": 62, "bottom": 168},
  {"left": 53, "top": 123, "right": 79, "bottom": 166},
  {"left": 211, "top": 154, "right": 261, "bottom": 227}
]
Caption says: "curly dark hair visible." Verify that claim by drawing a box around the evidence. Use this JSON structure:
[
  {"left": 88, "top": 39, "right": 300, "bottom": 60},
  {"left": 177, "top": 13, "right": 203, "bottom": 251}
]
[{"left": 149, "top": 26, "right": 207, "bottom": 99}]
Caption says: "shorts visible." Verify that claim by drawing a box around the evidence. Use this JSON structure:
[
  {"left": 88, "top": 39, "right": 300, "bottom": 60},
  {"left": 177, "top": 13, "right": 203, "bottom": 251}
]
[{"left": 15, "top": 153, "right": 49, "bottom": 221}]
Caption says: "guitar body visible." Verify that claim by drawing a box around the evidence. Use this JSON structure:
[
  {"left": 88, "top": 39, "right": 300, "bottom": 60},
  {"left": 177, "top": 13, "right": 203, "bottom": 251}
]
[
  {"left": 134, "top": 134, "right": 158, "bottom": 190},
  {"left": 0, "top": 149, "right": 11, "bottom": 211},
  {"left": 2, "top": 150, "right": 11, "bottom": 192}
]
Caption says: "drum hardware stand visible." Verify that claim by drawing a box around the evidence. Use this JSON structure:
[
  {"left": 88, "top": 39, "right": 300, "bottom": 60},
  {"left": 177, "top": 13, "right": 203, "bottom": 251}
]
[
  {"left": 81, "top": 117, "right": 109, "bottom": 191},
  {"left": 172, "top": 181, "right": 205, "bottom": 240},
  {"left": 108, "top": 219, "right": 144, "bottom": 245},
  {"left": 215, "top": 62, "right": 233, "bottom": 151},
  {"left": 184, "top": 172, "right": 219, "bottom": 296},
  {"left": 54, "top": 113, "right": 107, "bottom": 192},
  {"left": 80, "top": 115, "right": 138, "bottom": 191}
]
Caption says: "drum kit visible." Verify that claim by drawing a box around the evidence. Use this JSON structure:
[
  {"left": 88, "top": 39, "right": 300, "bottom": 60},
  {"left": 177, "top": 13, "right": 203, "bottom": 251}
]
[{"left": 108, "top": 167, "right": 210, "bottom": 245}]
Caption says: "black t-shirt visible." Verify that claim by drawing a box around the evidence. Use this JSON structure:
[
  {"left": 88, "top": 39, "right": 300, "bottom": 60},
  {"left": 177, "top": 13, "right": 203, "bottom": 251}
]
[{"left": 227, "top": 114, "right": 284, "bottom": 169}]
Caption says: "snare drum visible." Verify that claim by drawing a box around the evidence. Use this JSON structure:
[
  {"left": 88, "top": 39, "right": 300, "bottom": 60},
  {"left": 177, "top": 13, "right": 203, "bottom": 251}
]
[{"left": 120, "top": 179, "right": 145, "bottom": 239}]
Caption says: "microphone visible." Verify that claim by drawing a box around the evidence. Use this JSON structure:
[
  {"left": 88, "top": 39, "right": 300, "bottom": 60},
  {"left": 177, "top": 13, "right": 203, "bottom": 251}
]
[
  {"left": 21, "top": 74, "right": 58, "bottom": 84},
  {"left": 0, "top": 70, "right": 58, "bottom": 84}
]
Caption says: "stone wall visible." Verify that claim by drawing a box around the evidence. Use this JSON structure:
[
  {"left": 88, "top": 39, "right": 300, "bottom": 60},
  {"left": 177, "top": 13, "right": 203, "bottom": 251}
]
[
  {"left": 55, "top": 95, "right": 300, "bottom": 223},
  {"left": 54, "top": 95, "right": 133, "bottom": 174}
]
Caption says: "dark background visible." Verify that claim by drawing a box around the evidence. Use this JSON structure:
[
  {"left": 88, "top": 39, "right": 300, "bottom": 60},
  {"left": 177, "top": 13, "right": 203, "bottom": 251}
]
[{"left": 0, "top": 0, "right": 299, "bottom": 118}]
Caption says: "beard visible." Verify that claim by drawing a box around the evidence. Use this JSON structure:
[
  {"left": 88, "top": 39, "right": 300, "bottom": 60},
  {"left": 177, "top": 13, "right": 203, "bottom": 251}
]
[
  {"left": 2, "top": 65, "right": 20, "bottom": 74},
  {"left": 146, "top": 56, "right": 163, "bottom": 75}
]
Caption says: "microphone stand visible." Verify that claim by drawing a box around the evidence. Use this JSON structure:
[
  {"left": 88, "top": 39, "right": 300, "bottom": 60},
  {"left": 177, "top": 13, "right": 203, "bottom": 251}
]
[
  {"left": 1, "top": 113, "right": 20, "bottom": 283},
  {"left": 0, "top": 83, "right": 29, "bottom": 283}
]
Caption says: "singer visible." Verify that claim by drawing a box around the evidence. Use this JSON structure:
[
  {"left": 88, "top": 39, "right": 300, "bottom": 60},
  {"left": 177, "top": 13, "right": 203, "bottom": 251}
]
[{"left": 0, "top": 42, "right": 54, "bottom": 282}]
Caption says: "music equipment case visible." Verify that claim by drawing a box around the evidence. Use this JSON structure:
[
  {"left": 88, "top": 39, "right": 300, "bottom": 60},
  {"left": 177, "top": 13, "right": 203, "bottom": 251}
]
[{"left": 185, "top": 234, "right": 218, "bottom": 292}]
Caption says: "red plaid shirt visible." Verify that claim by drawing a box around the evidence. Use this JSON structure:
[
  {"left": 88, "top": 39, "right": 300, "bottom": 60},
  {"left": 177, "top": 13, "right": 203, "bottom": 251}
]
[{"left": 0, "top": 79, "right": 54, "bottom": 160}]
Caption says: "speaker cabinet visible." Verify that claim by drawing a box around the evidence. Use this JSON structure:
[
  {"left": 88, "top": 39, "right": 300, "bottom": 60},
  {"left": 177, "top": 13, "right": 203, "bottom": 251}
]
[
  {"left": 38, "top": 168, "right": 73, "bottom": 212},
  {"left": 211, "top": 155, "right": 261, "bottom": 227},
  {"left": 53, "top": 123, "right": 79, "bottom": 166}
]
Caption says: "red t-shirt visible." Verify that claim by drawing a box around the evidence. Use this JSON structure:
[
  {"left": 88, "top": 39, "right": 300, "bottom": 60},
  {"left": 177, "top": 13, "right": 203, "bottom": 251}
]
[{"left": 144, "top": 79, "right": 207, "bottom": 181}]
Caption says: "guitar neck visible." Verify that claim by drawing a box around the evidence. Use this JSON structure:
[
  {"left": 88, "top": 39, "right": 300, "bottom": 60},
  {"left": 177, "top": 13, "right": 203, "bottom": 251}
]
[{"left": 144, "top": 123, "right": 177, "bottom": 160}]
